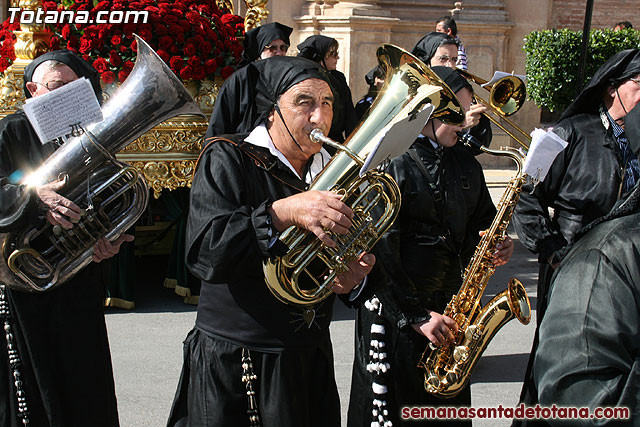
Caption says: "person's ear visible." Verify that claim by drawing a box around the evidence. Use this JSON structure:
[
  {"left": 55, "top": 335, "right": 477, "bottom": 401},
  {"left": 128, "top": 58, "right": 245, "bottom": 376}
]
[{"left": 25, "top": 81, "right": 38, "bottom": 96}]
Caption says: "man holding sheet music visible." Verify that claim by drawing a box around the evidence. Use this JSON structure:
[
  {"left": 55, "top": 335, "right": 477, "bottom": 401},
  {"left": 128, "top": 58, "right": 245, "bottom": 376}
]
[
  {"left": 0, "top": 50, "right": 128, "bottom": 426},
  {"left": 512, "top": 48, "right": 640, "bottom": 426}
]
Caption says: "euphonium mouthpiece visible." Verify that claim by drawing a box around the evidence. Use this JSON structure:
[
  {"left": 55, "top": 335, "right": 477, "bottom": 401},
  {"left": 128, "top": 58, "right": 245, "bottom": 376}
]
[{"left": 309, "top": 128, "right": 327, "bottom": 144}]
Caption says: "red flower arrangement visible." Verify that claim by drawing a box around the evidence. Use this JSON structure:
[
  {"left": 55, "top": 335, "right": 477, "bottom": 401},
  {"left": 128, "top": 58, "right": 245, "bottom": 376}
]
[{"left": 0, "top": 0, "right": 245, "bottom": 84}]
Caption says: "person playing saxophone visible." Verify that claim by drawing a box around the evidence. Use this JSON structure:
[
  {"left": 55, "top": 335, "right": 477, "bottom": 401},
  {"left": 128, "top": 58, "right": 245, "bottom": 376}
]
[{"left": 347, "top": 67, "right": 514, "bottom": 427}]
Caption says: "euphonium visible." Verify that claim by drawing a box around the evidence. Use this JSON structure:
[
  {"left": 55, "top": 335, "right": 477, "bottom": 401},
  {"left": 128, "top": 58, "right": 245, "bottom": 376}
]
[
  {"left": 263, "top": 44, "right": 465, "bottom": 306},
  {"left": 418, "top": 134, "right": 531, "bottom": 397},
  {"left": 0, "top": 35, "right": 203, "bottom": 292}
]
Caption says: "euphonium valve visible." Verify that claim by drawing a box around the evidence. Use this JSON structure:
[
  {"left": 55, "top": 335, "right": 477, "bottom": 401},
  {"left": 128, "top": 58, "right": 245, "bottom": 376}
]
[{"left": 263, "top": 44, "right": 466, "bottom": 306}]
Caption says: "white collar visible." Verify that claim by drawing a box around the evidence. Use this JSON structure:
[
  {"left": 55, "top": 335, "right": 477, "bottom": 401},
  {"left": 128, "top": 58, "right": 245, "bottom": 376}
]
[
  {"left": 418, "top": 132, "right": 440, "bottom": 149},
  {"left": 245, "top": 124, "right": 331, "bottom": 184}
]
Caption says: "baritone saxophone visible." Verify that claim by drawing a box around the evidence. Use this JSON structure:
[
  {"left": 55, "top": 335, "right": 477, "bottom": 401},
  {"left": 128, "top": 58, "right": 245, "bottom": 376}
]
[{"left": 417, "top": 134, "right": 531, "bottom": 398}]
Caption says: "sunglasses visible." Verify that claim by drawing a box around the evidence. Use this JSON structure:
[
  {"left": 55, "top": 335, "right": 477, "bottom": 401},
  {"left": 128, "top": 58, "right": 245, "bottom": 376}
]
[
  {"left": 327, "top": 50, "right": 339, "bottom": 58},
  {"left": 264, "top": 43, "right": 289, "bottom": 53},
  {"left": 435, "top": 55, "right": 458, "bottom": 64}
]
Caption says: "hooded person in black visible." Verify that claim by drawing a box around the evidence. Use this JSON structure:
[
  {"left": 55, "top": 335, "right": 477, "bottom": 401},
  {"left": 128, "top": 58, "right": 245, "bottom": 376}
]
[
  {"left": 204, "top": 22, "right": 293, "bottom": 139},
  {"left": 512, "top": 49, "right": 640, "bottom": 427},
  {"left": 297, "top": 34, "right": 357, "bottom": 142},
  {"left": 354, "top": 65, "right": 385, "bottom": 122},
  {"left": 412, "top": 32, "right": 492, "bottom": 154},
  {"left": 0, "top": 50, "right": 130, "bottom": 427},
  {"left": 167, "top": 56, "right": 375, "bottom": 427},
  {"left": 531, "top": 104, "right": 640, "bottom": 425},
  {"left": 347, "top": 67, "right": 513, "bottom": 427}
]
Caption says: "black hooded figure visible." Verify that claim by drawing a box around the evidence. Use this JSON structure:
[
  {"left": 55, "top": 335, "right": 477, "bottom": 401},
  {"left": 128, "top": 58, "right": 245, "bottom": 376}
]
[
  {"left": 511, "top": 48, "right": 640, "bottom": 427},
  {"left": 347, "top": 67, "right": 501, "bottom": 427},
  {"left": 204, "top": 22, "right": 293, "bottom": 139},
  {"left": 297, "top": 34, "right": 357, "bottom": 142},
  {"left": 411, "top": 32, "right": 492, "bottom": 154},
  {"left": 531, "top": 105, "right": 640, "bottom": 424},
  {"left": 354, "top": 65, "right": 385, "bottom": 122},
  {"left": 0, "top": 50, "right": 120, "bottom": 427},
  {"left": 167, "top": 56, "right": 360, "bottom": 427}
]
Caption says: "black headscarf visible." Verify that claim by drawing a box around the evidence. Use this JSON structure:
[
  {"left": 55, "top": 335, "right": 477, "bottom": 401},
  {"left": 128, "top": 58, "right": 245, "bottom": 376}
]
[
  {"left": 561, "top": 49, "right": 640, "bottom": 120},
  {"left": 253, "top": 56, "right": 335, "bottom": 125},
  {"left": 411, "top": 32, "right": 458, "bottom": 65},
  {"left": 365, "top": 65, "right": 384, "bottom": 86},
  {"left": 297, "top": 35, "right": 336, "bottom": 64},
  {"left": 625, "top": 102, "right": 640, "bottom": 156},
  {"left": 239, "top": 22, "right": 293, "bottom": 66},
  {"left": 431, "top": 66, "right": 472, "bottom": 95},
  {"left": 23, "top": 49, "right": 102, "bottom": 102}
]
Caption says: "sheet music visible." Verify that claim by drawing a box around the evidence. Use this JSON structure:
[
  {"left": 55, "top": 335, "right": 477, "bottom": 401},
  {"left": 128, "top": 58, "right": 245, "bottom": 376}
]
[
  {"left": 23, "top": 77, "right": 103, "bottom": 144},
  {"left": 481, "top": 70, "right": 527, "bottom": 87},
  {"left": 360, "top": 104, "right": 435, "bottom": 176},
  {"left": 523, "top": 128, "right": 568, "bottom": 184}
]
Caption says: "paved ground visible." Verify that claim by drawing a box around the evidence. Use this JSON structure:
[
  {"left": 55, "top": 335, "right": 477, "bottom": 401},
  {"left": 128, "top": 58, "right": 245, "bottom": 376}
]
[{"left": 106, "top": 168, "right": 538, "bottom": 426}]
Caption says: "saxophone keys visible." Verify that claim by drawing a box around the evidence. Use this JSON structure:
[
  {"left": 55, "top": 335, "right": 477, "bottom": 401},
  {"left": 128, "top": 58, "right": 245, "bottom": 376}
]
[
  {"left": 465, "top": 324, "right": 482, "bottom": 341},
  {"left": 425, "top": 373, "right": 441, "bottom": 391},
  {"left": 453, "top": 346, "right": 468, "bottom": 363}
]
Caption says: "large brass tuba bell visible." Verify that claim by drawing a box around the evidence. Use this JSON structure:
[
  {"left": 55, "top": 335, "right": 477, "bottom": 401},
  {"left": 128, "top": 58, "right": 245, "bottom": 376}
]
[
  {"left": 263, "top": 44, "right": 465, "bottom": 306},
  {"left": 0, "top": 35, "right": 203, "bottom": 292}
]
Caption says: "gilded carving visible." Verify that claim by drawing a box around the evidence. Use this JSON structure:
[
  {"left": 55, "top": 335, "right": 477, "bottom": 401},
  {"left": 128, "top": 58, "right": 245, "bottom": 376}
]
[
  {"left": 215, "top": 0, "right": 234, "bottom": 13},
  {"left": 244, "top": 0, "right": 269, "bottom": 31},
  {"left": 128, "top": 160, "right": 199, "bottom": 198}
]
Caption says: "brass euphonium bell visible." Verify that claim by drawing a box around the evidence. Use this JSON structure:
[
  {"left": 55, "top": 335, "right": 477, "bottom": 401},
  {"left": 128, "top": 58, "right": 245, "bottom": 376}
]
[{"left": 263, "top": 44, "right": 465, "bottom": 306}]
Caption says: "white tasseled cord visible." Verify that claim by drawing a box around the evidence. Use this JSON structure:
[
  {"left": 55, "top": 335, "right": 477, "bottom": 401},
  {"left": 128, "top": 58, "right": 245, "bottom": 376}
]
[{"left": 365, "top": 295, "right": 392, "bottom": 427}]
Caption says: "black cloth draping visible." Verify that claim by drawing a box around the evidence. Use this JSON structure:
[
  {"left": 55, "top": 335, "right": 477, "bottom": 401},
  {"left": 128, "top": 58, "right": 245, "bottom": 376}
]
[
  {"left": 625, "top": 102, "right": 640, "bottom": 155},
  {"left": 411, "top": 32, "right": 457, "bottom": 65},
  {"left": 0, "top": 111, "right": 119, "bottom": 426},
  {"left": 533, "top": 184, "right": 640, "bottom": 425},
  {"left": 296, "top": 36, "right": 357, "bottom": 141},
  {"left": 347, "top": 137, "right": 496, "bottom": 426},
  {"left": 168, "top": 134, "right": 340, "bottom": 425},
  {"left": 239, "top": 22, "right": 292, "bottom": 66},
  {"left": 561, "top": 49, "right": 640, "bottom": 120},
  {"left": 23, "top": 49, "right": 103, "bottom": 102}
]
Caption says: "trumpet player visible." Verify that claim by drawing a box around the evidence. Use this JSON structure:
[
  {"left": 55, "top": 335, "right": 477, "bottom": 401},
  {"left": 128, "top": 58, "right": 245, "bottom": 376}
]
[
  {"left": 167, "top": 56, "right": 374, "bottom": 427},
  {"left": 347, "top": 67, "right": 513, "bottom": 427},
  {"left": 0, "top": 51, "right": 131, "bottom": 427}
]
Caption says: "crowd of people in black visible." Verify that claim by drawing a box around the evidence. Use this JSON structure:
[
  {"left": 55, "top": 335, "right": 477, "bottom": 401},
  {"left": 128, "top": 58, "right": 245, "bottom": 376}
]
[{"left": 0, "top": 13, "right": 639, "bottom": 427}]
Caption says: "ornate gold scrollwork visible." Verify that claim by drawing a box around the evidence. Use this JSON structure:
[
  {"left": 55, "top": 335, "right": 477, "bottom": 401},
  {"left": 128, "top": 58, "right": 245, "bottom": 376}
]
[{"left": 244, "top": 0, "right": 269, "bottom": 32}]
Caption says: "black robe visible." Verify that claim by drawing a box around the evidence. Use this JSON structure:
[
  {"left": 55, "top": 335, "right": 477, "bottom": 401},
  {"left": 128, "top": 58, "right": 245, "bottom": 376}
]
[
  {"left": 348, "top": 138, "right": 496, "bottom": 427},
  {"left": 204, "top": 64, "right": 262, "bottom": 139},
  {"left": 0, "top": 111, "right": 118, "bottom": 427},
  {"left": 168, "top": 134, "right": 341, "bottom": 426},
  {"left": 533, "top": 185, "right": 640, "bottom": 425}
]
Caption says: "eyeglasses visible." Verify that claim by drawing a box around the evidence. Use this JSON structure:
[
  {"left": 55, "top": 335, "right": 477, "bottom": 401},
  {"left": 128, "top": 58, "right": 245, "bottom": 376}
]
[
  {"left": 630, "top": 77, "right": 640, "bottom": 87},
  {"left": 327, "top": 50, "right": 339, "bottom": 58},
  {"left": 435, "top": 55, "right": 458, "bottom": 65},
  {"left": 34, "top": 80, "right": 72, "bottom": 91},
  {"left": 264, "top": 43, "right": 289, "bottom": 53}
]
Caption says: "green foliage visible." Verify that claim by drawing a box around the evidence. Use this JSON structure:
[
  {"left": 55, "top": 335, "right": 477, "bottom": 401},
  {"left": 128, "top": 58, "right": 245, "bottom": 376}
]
[{"left": 523, "top": 28, "right": 640, "bottom": 112}]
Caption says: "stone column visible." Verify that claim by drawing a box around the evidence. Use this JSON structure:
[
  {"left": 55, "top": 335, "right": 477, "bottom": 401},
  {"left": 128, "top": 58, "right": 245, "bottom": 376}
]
[{"left": 294, "top": 1, "right": 399, "bottom": 102}]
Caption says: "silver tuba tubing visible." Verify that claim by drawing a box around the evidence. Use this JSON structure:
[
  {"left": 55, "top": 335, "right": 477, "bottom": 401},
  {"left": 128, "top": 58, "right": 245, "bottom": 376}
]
[{"left": 0, "top": 34, "right": 203, "bottom": 292}]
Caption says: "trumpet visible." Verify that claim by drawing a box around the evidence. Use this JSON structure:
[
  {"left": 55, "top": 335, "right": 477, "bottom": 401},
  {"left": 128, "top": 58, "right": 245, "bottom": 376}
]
[{"left": 458, "top": 70, "right": 530, "bottom": 150}]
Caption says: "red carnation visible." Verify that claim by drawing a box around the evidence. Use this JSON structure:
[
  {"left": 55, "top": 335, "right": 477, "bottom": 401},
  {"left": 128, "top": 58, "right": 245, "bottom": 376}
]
[
  {"left": 92, "top": 57, "right": 109, "bottom": 73},
  {"left": 193, "top": 65, "right": 206, "bottom": 80},
  {"left": 187, "top": 55, "right": 200, "bottom": 67},
  {"left": 169, "top": 56, "right": 183, "bottom": 71},
  {"left": 185, "top": 11, "right": 201, "bottom": 25},
  {"left": 156, "top": 49, "right": 170, "bottom": 63},
  {"left": 61, "top": 24, "right": 71, "bottom": 39},
  {"left": 158, "top": 36, "right": 173, "bottom": 50},
  {"left": 221, "top": 65, "right": 234, "bottom": 79},
  {"left": 122, "top": 61, "right": 135, "bottom": 73},
  {"left": 109, "top": 50, "right": 122, "bottom": 67},
  {"left": 101, "top": 71, "right": 116, "bottom": 84},
  {"left": 79, "top": 37, "right": 92, "bottom": 54},
  {"left": 183, "top": 44, "right": 196, "bottom": 57},
  {"left": 118, "top": 71, "right": 130, "bottom": 82},
  {"left": 204, "top": 58, "right": 217, "bottom": 75},
  {"left": 111, "top": 34, "right": 122, "bottom": 46},
  {"left": 179, "top": 65, "right": 193, "bottom": 80}
]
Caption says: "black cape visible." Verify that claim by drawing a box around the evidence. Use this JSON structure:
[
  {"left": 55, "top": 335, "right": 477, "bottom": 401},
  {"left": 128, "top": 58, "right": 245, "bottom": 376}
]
[{"left": 0, "top": 111, "right": 118, "bottom": 427}]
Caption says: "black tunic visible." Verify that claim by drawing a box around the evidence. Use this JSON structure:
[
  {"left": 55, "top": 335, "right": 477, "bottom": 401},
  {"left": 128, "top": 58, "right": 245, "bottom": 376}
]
[
  {"left": 511, "top": 112, "right": 623, "bottom": 426},
  {"left": 168, "top": 134, "right": 341, "bottom": 426},
  {"left": 0, "top": 111, "right": 118, "bottom": 427},
  {"left": 348, "top": 138, "right": 496, "bottom": 427},
  {"left": 533, "top": 186, "right": 640, "bottom": 425}
]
